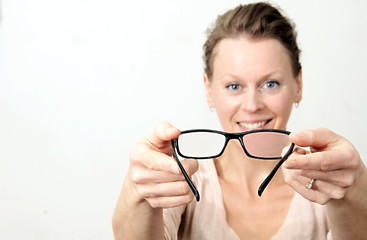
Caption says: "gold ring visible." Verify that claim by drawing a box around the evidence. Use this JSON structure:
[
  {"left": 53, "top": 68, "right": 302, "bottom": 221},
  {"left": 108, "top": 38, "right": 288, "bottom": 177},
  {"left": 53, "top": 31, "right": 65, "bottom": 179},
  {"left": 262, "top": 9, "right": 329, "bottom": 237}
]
[{"left": 305, "top": 178, "right": 315, "bottom": 189}]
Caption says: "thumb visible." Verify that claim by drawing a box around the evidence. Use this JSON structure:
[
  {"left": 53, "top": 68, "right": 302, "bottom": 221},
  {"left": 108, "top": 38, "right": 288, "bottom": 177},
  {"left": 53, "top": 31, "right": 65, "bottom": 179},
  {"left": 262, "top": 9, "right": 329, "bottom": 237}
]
[
  {"left": 289, "top": 128, "right": 339, "bottom": 150},
  {"left": 145, "top": 121, "right": 181, "bottom": 150}
]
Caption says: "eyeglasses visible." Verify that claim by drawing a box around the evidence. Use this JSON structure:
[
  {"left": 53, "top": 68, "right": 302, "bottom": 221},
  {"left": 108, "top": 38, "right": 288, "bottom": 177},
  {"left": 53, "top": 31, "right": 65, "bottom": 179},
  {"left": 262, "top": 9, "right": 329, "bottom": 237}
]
[{"left": 171, "top": 129, "right": 295, "bottom": 201}]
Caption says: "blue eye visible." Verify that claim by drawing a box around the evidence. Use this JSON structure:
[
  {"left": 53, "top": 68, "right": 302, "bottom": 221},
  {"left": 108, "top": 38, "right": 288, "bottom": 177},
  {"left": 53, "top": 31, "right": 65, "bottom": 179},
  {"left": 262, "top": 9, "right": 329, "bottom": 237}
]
[
  {"left": 226, "top": 83, "right": 241, "bottom": 92},
  {"left": 264, "top": 80, "right": 280, "bottom": 89}
]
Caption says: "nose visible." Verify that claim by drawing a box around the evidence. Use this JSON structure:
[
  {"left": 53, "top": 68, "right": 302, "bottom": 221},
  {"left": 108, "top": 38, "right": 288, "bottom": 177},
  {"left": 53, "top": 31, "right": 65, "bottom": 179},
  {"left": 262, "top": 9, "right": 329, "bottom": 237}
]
[{"left": 241, "top": 89, "right": 265, "bottom": 112}]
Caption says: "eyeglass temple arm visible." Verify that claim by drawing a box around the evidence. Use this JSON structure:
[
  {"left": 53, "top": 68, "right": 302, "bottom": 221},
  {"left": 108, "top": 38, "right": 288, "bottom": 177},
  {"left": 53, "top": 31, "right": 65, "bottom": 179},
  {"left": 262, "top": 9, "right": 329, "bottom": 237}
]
[
  {"left": 171, "top": 141, "right": 200, "bottom": 202},
  {"left": 257, "top": 143, "right": 296, "bottom": 197}
]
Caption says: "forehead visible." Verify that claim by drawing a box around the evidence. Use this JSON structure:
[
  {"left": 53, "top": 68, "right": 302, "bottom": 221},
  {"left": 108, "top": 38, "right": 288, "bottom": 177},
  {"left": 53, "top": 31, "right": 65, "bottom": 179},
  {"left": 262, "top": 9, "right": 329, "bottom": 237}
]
[{"left": 212, "top": 37, "right": 293, "bottom": 77}]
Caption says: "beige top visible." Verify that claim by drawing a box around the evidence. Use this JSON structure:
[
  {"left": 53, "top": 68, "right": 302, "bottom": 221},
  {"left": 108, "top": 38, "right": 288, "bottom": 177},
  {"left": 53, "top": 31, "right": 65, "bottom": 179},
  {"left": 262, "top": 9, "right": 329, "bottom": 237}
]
[{"left": 164, "top": 159, "right": 332, "bottom": 240}]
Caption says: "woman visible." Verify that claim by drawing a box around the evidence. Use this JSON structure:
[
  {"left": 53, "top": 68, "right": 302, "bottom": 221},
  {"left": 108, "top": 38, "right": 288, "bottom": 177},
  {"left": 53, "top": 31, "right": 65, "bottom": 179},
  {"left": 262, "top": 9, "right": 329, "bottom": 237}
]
[{"left": 112, "top": 2, "right": 367, "bottom": 239}]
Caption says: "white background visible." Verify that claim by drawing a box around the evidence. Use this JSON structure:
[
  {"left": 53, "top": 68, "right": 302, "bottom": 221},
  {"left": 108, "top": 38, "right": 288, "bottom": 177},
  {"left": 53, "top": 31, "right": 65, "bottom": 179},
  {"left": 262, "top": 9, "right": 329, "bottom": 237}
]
[{"left": 1, "top": 0, "right": 366, "bottom": 239}]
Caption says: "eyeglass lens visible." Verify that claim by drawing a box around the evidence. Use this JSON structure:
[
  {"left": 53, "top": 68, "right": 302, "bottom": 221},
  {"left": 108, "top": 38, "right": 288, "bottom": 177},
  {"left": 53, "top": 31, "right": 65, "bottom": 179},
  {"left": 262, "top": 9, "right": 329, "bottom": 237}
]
[
  {"left": 242, "top": 131, "right": 291, "bottom": 158},
  {"left": 177, "top": 132, "right": 226, "bottom": 158}
]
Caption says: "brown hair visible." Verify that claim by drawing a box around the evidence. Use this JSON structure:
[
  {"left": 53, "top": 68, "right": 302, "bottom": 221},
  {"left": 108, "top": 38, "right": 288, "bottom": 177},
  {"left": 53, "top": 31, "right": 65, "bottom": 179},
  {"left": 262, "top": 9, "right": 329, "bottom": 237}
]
[{"left": 203, "top": 2, "right": 301, "bottom": 78}]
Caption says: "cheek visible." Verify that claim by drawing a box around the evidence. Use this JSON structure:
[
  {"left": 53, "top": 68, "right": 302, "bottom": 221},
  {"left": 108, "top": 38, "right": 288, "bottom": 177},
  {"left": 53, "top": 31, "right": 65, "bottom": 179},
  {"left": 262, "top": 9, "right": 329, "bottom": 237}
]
[
  {"left": 266, "top": 94, "right": 294, "bottom": 119},
  {"left": 213, "top": 95, "right": 241, "bottom": 124}
]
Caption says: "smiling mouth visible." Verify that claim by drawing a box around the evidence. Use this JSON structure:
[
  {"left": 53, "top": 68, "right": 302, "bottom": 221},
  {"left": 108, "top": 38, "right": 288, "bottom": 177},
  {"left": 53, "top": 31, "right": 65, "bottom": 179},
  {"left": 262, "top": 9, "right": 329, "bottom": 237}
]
[{"left": 238, "top": 120, "right": 271, "bottom": 130}]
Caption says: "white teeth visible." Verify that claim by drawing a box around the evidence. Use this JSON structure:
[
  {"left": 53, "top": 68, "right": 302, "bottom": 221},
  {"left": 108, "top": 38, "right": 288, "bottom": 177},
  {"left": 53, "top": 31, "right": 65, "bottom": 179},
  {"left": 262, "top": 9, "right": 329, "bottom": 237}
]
[{"left": 239, "top": 121, "right": 267, "bottom": 130}]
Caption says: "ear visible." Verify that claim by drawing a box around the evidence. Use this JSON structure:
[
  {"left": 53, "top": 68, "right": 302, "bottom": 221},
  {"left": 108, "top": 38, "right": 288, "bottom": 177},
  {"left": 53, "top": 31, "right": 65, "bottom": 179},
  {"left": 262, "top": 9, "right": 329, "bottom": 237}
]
[
  {"left": 203, "top": 72, "right": 214, "bottom": 108},
  {"left": 294, "top": 70, "right": 303, "bottom": 104}
]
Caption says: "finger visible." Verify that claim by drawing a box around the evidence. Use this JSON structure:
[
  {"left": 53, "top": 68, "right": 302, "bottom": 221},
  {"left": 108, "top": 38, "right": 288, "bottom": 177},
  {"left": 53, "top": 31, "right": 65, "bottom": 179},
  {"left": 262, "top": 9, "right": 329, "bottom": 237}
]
[
  {"left": 282, "top": 148, "right": 308, "bottom": 169},
  {"left": 131, "top": 158, "right": 199, "bottom": 184},
  {"left": 297, "top": 177, "right": 346, "bottom": 202},
  {"left": 289, "top": 128, "right": 339, "bottom": 150},
  {"left": 283, "top": 166, "right": 348, "bottom": 202},
  {"left": 283, "top": 168, "right": 326, "bottom": 203},
  {"left": 312, "top": 180, "right": 346, "bottom": 200},
  {"left": 137, "top": 180, "right": 192, "bottom": 199},
  {"left": 146, "top": 194, "right": 195, "bottom": 208},
  {"left": 297, "top": 169, "right": 355, "bottom": 188},
  {"left": 283, "top": 168, "right": 338, "bottom": 204},
  {"left": 145, "top": 121, "right": 181, "bottom": 152},
  {"left": 284, "top": 150, "right": 356, "bottom": 171},
  {"left": 144, "top": 148, "right": 181, "bottom": 174},
  {"left": 131, "top": 165, "right": 185, "bottom": 184}
]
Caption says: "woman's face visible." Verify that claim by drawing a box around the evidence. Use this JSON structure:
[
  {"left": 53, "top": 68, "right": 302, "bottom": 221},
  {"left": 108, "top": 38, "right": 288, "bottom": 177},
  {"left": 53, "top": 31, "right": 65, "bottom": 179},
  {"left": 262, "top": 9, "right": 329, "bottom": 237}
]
[{"left": 204, "top": 37, "right": 302, "bottom": 133}]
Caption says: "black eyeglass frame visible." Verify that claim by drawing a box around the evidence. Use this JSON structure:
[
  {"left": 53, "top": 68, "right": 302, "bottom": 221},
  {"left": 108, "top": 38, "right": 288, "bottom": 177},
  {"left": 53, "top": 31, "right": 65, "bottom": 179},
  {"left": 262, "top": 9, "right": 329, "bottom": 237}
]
[{"left": 171, "top": 128, "right": 295, "bottom": 202}]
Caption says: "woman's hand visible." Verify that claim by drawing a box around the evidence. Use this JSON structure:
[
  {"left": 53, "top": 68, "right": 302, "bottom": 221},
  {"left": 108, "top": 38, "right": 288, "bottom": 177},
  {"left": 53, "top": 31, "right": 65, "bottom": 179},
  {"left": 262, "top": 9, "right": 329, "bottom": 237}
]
[
  {"left": 128, "top": 121, "right": 199, "bottom": 208},
  {"left": 282, "top": 128, "right": 363, "bottom": 205}
]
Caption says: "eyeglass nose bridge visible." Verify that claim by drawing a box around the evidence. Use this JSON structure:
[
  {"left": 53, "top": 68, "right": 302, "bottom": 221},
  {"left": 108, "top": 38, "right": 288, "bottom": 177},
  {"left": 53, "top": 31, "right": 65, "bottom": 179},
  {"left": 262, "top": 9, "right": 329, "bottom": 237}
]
[{"left": 224, "top": 133, "right": 253, "bottom": 158}]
